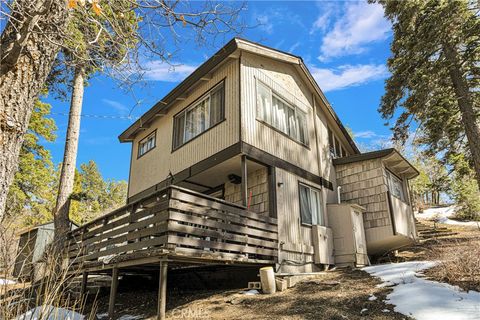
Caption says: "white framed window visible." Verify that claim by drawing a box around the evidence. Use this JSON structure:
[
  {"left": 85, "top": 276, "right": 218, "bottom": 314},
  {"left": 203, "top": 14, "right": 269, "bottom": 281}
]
[
  {"left": 386, "top": 170, "right": 406, "bottom": 202},
  {"left": 138, "top": 130, "right": 156, "bottom": 157},
  {"left": 299, "top": 183, "right": 324, "bottom": 226},
  {"left": 173, "top": 82, "right": 225, "bottom": 149},
  {"left": 256, "top": 81, "right": 309, "bottom": 146}
]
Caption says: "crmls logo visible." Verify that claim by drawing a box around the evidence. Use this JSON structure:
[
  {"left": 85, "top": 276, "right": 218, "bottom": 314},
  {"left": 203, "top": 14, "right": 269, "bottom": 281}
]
[{"left": 170, "top": 308, "right": 210, "bottom": 319}]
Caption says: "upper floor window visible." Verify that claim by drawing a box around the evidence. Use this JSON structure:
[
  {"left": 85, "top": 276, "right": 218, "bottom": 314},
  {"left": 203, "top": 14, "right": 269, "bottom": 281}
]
[
  {"left": 328, "top": 126, "right": 349, "bottom": 159},
  {"left": 299, "top": 183, "right": 324, "bottom": 226},
  {"left": 386, "top": 170, "right": 406, "bottom": 202},
  {"left": 138, "top": 130, "right": 156, "bottom": 157},
  {"left": 256, "top": 81, "right": 309, "bottom": 146},
  {"left": 173, "top": 82, "right": 225, "bottom": 149}
]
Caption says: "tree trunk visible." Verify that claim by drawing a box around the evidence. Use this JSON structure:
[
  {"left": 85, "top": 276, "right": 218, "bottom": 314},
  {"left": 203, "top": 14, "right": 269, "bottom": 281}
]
[
  {"left": 53, "top": 66, "right": 85, "bottom": 240},
  {"left": 444, "top": 43, "right": 480, "bottom": 188},
  {"left": 0, "top": 1, "right": 69, "bottom": 220}
]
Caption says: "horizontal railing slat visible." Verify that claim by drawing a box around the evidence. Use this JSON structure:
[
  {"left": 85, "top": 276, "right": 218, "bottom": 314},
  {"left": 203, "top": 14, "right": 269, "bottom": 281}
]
[{"left": 67, "top": 186, "right": 279, "bottom": 266}]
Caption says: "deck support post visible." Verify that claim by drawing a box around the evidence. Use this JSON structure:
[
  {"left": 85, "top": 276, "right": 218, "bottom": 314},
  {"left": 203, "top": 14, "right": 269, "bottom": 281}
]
[
  {"left": 108, "top": 267, "right": 119, "bottom": 320},
  {"left": 241, "top": 155, "right": 248, "bottom": 207},
  {"left": 80, "top": 271, "right": 88, "bottom": 300},
  {"left": 157, "top": 261, "right": 168, "bottom": 320}
]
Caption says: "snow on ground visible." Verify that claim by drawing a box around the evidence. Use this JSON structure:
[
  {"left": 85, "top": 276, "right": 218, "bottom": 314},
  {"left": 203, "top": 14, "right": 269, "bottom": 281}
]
[
  {"left": 0, "top": 278, "right": 16, "bottom": 285},
  {"left": 363, "top": 261, "right": 480, "bottom": 320},
  {"left": 415, "top": 205, "right": 480, "bottom": 228},
  {"left": 16, "top": 305, "right": 84, "bottom": 320}
]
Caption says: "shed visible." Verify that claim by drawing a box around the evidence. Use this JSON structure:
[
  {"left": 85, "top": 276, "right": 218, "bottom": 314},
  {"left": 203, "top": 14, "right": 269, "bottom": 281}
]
[
  {"left": 13, "top": 221, "right": 77, "bottom": 281},
  {"left": 327, "top": 203, "right": 369, "bottom": 267}
]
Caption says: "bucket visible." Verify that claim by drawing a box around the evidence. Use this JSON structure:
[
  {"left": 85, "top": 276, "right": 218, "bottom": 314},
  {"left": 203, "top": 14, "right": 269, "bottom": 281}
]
[{"left": 259, "top": 266, "right": 276, "bottom": 294}]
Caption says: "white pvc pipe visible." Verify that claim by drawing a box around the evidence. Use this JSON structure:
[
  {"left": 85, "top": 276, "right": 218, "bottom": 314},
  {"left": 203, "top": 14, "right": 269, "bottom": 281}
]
[{"left": 337, "top": 186, "right": 342, "bottom": 204}]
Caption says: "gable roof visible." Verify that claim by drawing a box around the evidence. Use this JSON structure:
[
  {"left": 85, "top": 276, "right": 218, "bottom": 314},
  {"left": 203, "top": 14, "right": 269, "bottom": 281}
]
[{"left": 118, "top": 38, "right": 360, "bottom": 154}]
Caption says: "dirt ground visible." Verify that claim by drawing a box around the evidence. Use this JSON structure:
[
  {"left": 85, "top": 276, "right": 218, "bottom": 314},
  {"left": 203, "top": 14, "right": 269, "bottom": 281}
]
[
  {"left": 91, "top": 268, "right": 410, "bottom": 320},
  {"left": 88, "top": 223, "right": 480, "bottom": 320}
]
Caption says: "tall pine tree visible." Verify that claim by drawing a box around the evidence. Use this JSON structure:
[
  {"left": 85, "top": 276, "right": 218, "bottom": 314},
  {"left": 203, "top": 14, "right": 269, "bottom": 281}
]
[{"left": 373, "top": 0, "right": 480, "bottom": 186}]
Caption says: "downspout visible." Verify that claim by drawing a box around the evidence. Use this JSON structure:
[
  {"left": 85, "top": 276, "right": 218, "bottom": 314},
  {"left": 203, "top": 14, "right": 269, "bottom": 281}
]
[
  {"left": 337, "top": 186, "right": 342, "bottom": 204},
  {"left": 312, "top": 93, "right": 323, "bottom": 180}
]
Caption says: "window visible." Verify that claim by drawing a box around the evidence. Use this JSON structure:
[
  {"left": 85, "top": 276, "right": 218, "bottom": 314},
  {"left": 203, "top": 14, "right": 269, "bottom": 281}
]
[
  {"left": 328, "top": 126, "right": 348, "bottom": 158},
  {"left": 173, "top": 82, "right": 225, "bottom": 149},
  {"left": 299, "top": 184, "right": 324, "bottom": 226},
  {"left": 386, "top": 170, "right": 406, "bottom": 202},
  {"left": 138, "top": 131, "right": 156, "bottom": 157},
  {"left": 256, "top": 81, "right": 309, "bottom": 145}
]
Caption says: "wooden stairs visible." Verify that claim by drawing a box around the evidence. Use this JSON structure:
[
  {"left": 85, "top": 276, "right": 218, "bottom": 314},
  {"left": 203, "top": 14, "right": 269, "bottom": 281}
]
[{"left": 415, "top": 220, "right": 458, "bottom": 240}]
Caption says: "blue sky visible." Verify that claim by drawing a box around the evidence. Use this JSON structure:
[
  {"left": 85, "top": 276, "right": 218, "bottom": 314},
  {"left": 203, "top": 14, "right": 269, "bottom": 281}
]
[{"left": 44, "top": 1, "right": 396, "bottom": 182}]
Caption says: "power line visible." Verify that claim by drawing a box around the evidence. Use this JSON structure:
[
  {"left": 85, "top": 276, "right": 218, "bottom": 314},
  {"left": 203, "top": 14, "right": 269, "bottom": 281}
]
[{"left": 50, "top": 112, "right": 139, "bottom": 120}]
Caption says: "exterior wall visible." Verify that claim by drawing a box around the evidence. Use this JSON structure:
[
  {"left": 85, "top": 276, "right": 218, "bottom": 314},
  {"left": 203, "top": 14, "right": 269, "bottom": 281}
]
[
  {"left": 335, "top": 159, "right": 391, "bottom": 230},
  {"left": 128, "top": 59, "right": 240, "bottom": 197},
  {"left": 224, "top": 167, "right": 269, "bottom": 216},
  {"left": 275, "top": 168, "right": 328, "bottom": 273},
  {"left": 240, "top": 52, "right": 319, "bottom": 175}
]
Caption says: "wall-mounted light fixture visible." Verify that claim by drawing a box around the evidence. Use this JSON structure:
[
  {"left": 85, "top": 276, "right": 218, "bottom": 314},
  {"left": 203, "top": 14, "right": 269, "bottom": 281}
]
[{"left": 277, "top": 182, "right": 284, "bottom": 188}]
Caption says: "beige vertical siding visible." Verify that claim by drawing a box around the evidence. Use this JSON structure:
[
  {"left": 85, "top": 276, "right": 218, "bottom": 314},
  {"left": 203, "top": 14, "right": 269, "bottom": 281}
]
[
  {"left": 128, "top": 59, "right": 240, "bottom": 197},
  {"left": 275, "top": 168, "right": 328, "bottom": 272},
  {"left": 240, "top": 52, "right": 320, "bottom": 175}
]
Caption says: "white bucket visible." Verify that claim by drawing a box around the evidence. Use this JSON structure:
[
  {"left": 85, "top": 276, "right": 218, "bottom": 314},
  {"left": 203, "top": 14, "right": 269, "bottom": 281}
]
[{"left": 259, "top": 266, "right": 276, "bottom": 294}]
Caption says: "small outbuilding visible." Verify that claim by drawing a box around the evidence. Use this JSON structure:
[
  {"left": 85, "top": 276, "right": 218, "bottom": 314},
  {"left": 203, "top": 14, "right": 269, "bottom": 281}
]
[
  {"left": 13, "top": 221, "right": 77, "bottom": 281},
  {"left": 327, "top": 203, "right": 369, "bottom": 267}
]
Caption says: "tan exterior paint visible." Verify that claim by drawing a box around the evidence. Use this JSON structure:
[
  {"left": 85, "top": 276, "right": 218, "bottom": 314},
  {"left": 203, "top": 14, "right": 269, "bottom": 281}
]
[
  {"left": 224, "top": 167, "right": 269, "bottom": 216},
  {"left": 327, "top": 204, "right": 368, "bottom": 267},
  {"left": 335, "top": 158, "right": 417, "bottom": 255},
  {"left": 275, "top": 168, "right": 330, "bottom": 273},
  {"left": 128, "top": 59, "right": 240, "bottom": 197}
]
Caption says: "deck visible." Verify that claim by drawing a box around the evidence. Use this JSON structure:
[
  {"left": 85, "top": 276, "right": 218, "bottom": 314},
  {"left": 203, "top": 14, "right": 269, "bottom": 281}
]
[{"left": 66, "top": 185, "right": 279, "bottom": 273}]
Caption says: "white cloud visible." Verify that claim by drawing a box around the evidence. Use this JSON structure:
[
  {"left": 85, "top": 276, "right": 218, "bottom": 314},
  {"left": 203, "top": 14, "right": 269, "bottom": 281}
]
[
  {"left": 256, "top": 14, "right": 273, "bottom": 34},
  {"left": 318, "top": 2, "right": 390, "bottom": 61},
  {"left": 102, "top": 99, "right": 129, "bottom": 115},
  {"left": 310, "top": 2, "right": 338, "bottom": 35},
  {"left": 354, "top": 130, "right": 378, "bottom": 139},
  {"left": 143, "top": 61, "right": 197, "bottom": 82},
  {"left": 310, "top": 64, "right": 388, "bottom": 92},
  {"left": 288, "top": 42, "right": 300, "bottom": 53}
]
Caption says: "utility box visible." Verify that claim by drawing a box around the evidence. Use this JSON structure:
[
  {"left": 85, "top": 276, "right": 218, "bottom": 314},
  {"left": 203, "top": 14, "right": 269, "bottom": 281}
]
[
  {"left": 312, "top": 226, "right": 334, "bottom": 265},
  {"left": 327, "top": 204, "right": 369, "bottom": 267}
]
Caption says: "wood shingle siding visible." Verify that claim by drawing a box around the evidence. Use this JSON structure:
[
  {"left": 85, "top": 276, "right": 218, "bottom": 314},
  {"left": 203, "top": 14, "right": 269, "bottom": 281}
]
[{"left": 335, "top": 159, "right": 392, "bottom": 229}]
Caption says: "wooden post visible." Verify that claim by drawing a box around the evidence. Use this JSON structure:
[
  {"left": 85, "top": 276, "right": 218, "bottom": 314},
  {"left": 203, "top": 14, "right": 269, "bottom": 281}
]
[
  {"left": 157, "top": 261, "right": 168, "bottom": 320},
  {"left": 241, "top": 155, "right": 248, "bottom": 207},
  {"left": 108, "top": 267, "right": 119, "bottom": 320},
  {"left": 80, "top": 271, "right": 88, "bottom": 300}
]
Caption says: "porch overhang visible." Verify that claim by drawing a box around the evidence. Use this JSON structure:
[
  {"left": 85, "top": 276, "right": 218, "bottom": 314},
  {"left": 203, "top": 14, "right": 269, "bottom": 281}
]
[{"left": 333, "top": 148, "right": 419, "bottom": 179}]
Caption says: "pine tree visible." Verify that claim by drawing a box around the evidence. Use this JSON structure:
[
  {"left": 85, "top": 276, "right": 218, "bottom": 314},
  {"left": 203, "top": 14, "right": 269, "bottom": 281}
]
[
  {"left": 373, "top": 0, "right": 480, "bottom": 187},
  {"left": 5, "top": 99, "right": 57, "bottom": 226}
]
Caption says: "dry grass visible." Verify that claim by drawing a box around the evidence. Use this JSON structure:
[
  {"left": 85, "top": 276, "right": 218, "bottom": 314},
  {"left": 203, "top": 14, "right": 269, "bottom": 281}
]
[
  {"left": 395, "top": 222, "right": 480, "bottom": 292},
  {"left": 0, "top": 223, "right": 97, "bottom": 319},
  {"left": 424, "top": 236, "right": 480, "bottom": 292}
]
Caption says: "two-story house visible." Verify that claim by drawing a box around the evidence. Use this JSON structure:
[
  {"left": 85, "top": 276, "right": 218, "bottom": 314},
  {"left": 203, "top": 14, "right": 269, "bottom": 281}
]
[
  {"left": 68, "top": 38, "right": 419, "bottom": 319},
  {"left": 119, "top": 38, "right": 418, "bottom": 269}
]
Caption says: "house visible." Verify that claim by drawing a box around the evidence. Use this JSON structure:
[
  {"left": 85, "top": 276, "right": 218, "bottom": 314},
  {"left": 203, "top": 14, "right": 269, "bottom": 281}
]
[{"left": 67, "top": 38, "right": 418, "bottom": 319}]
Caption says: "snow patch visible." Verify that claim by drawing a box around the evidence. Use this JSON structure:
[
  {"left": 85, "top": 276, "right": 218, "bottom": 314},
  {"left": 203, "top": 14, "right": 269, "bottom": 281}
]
[
  {"left": 17, "top": 305, "right": 84, "bottom": 320},
  {"left": 363, "top": 261, "right": 480, "bottom": 320},
  {"left": 0, "top": 278, "right": 16, "bottom": 285},
  {"left": 368, "top": 294, "right": 377, "bottom": 301},
  {"left": 416, "top": 206, "right": 480, "bottom": 228}
]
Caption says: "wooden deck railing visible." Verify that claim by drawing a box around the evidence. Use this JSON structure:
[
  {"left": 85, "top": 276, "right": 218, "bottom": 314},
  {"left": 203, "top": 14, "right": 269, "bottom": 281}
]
[{"left": 67, "top": 185, "right": 278, "bottom": 268}]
